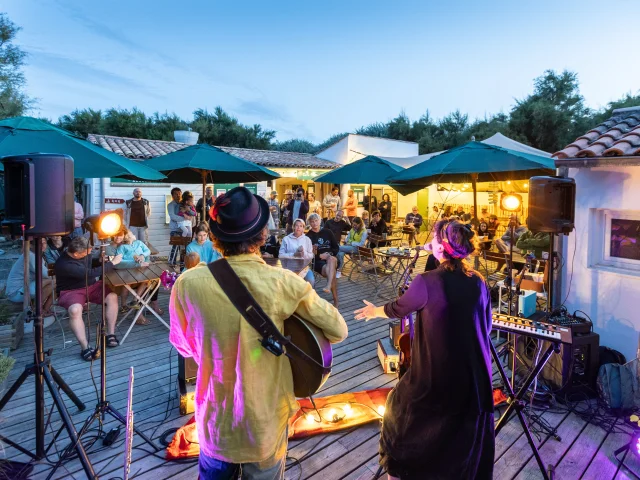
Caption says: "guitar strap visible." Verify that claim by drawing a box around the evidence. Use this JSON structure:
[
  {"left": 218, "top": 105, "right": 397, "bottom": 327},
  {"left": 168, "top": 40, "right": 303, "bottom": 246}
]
[
  {"left": 207, "top": 260, "right": 328, "bottom": 373},
  {"left": 208, "top": 259, "right": 290, "bottom": 356}
]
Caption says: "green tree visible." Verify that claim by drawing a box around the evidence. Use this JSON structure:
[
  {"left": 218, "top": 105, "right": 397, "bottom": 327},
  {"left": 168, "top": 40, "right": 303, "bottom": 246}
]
[
  {"left": 0, "top": 13, "right": 33, "bottom": 118},
  {"left": 146, "top": 112, "right": 189, "bottom": 141},
  {"left": 589, "top": 92, "right": 640, "bottom": 126},
  {"left": 101, "top": 107, "right": 150, "bottom": 138},
  {"left": 509, "top": 70, "right": 591, "bottom": 152},
  {"left": 355, "top": 122, "right": 388, "bottom": 138},
  {"left": 386, "top": 111, "right": 414, "bottom": 141},
  {"left": 273, "top": 138, "right": 316, "bottom": 153},
  {"left": 58, "top": 108, "right": 103, "bottom": 137},
  {"left": 191, "top": 107, "right": 275, "bottom": 149}
]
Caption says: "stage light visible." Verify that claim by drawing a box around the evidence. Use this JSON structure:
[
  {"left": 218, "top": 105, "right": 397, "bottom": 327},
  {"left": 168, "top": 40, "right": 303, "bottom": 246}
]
[
  {"left": 377, "top": 405, "right": 385, "bottom": 417},
  {"left": 500, "top": 194, "right": 522, "bottom": 212},
  {"left": 84, "top": 209, "right": 124, "bottom": 240}
]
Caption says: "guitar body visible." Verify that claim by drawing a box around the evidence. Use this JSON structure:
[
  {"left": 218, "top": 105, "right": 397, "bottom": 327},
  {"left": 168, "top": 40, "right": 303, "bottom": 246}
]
[
  {"left": 397, "top": 331, "right": 411, "bottom": 379},
  {"left": 284, "top": 314, "right": 333, "bottom": 398}
]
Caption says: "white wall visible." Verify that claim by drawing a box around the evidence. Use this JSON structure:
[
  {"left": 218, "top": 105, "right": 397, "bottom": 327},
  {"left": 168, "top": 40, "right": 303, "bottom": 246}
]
[{"left": 562, "top": 165, "right": 640, "bottom": 361}]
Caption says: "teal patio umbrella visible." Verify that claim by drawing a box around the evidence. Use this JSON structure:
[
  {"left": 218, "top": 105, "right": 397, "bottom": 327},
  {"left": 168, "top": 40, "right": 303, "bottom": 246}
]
[
  {"left": 0, "top": 117, "right": 165, "bottom": 180},
  {"left": 387, "top": 141, "right": 555, "bottom": 217},
  {"left": 313, "top": 155, "right": 405, "bottom": 216},
  {"left": 144, "top": 143, "right": 280, "bottom": 221}
]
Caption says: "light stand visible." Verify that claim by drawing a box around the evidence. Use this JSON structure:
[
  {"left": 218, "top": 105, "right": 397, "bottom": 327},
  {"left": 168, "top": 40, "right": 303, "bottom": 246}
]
[{"left": 0, "top": 235, "right": 95, "bottom": 478}]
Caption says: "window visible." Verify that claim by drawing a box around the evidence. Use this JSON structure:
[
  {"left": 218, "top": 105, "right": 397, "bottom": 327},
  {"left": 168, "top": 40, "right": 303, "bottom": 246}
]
[{"left": 590, "top": 208, "right": 640, "bottom": 275}]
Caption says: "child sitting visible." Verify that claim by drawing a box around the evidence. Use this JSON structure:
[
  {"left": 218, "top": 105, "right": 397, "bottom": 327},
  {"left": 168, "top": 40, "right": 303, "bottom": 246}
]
[
  {"left": 178, "top": 191, "right": 197, "bottom": 237},
  {"left": 184, "top": 251, "right": 201, "bottom": 270},
  {"left": 116, "top": 230, "right": 151, "bottom": 269}
]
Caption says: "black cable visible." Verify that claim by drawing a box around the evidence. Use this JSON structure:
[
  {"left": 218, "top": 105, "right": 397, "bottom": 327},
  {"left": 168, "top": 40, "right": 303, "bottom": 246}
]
[{"left": 560, "top": 234, "right": 578, "bottom": 309}]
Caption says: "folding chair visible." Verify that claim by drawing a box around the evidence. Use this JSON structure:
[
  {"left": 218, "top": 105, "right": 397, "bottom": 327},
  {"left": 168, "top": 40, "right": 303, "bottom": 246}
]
[
  {"left": 401, "top": 226, "right": 417, "bottom": 246},
  {"left": 169, "top": 236, "right": 191, "bottom": 269},
  {"left": 356, "top": 246, "right": 395, "bottom": 297}
]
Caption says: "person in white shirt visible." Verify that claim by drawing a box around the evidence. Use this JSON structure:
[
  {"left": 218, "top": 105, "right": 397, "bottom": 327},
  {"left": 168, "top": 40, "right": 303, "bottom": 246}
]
[
  {"left": 279, "top": 218, "right": 315, "bottom": 285},
  {"left": 322, "top": 187, "right": 342, "bottom": 220}
]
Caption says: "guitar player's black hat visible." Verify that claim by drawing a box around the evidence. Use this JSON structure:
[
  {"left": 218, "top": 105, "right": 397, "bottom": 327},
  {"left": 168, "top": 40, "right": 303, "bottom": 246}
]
[{"left": 208, "top": 186, "right": 270, "bottom": 242}]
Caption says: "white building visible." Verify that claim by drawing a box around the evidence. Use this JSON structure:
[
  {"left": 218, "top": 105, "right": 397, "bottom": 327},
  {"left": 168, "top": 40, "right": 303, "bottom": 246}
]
[
  {"left": 85, "top": 134, "right": 337, "bottom": 257},
  {"left": 316, "top": 134, "right": 420, "bottom": 221},
  {"left": 554, "top": 106, "right": 640, "bottom": 361}
]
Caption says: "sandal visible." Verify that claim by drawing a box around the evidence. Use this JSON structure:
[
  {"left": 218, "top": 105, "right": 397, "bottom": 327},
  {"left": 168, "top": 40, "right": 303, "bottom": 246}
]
[
  {"left": 119, "top": 305, "right": 130, "bottom": 314},
  {"left": 135, "top": 316, "right": 151, "bottom": 326},
  {"left": 105, "top": 334, "right": 120, "bottom": 348},
  {"left": 81, "top": 347, "right": 100, "bottom": 361}
]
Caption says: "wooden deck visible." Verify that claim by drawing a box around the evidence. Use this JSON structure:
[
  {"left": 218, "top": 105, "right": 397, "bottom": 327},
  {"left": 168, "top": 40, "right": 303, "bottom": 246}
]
[{"left": 1, "top": 257, "right": 639, "bottom": 480}]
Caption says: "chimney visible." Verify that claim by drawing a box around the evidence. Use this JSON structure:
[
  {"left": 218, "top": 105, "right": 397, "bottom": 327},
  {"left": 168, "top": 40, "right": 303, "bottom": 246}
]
[{"left": 174, "top": 127, "right": 199, "bottom": 145}]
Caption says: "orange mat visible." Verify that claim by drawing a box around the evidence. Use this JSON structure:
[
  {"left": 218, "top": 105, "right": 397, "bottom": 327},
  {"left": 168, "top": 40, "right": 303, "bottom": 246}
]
[{"left": 166, "top": 387, "right": 508, "bottom": 460}]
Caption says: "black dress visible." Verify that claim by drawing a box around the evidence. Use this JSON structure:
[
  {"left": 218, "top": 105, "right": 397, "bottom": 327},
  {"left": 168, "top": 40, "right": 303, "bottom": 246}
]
[
  {"left": 379, "top": 266, "right": 495, "bottom": 479},
  {"left": 380, "top": 200, "right": 392, "bottom": 223}
]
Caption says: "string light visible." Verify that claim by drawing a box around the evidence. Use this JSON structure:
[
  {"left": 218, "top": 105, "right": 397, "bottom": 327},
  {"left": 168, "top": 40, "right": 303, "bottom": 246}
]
[
  {"left": 506, "top": 180, "right": 511, "bottom": 185},
  {"left": 377, "top": 405, "right": 386, "bottom": 416},
  {"left": 523, "top": 182, "right": 529, "bottom": 189},
  {"left": 306, "top": 414, "right": 315, "bottom": 424},
  {"left": 343, "top": 404, "right": 352, "bottom": 417}
]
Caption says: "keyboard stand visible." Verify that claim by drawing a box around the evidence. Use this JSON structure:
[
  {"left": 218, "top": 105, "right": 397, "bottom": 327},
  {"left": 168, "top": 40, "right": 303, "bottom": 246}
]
[{"left": 491, "top": 340, "right": 560, "bottom": 480}]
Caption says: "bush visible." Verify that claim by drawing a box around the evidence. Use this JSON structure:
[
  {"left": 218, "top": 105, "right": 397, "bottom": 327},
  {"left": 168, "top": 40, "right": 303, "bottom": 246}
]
[{"left": 0, "top": 352, "right": 15, "bottom": 384}]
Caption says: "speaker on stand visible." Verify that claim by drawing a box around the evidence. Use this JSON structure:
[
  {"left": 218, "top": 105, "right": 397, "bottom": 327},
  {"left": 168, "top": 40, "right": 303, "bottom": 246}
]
[{"left": 0, "top": 154, "right": 96, "bottom": 478}]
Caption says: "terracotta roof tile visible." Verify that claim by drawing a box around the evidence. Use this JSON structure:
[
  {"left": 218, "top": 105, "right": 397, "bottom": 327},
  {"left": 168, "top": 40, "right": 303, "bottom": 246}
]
[
  {"left": 87, "top": 134, "right": 338, "bottom": 170},
  {"left": 552, "top": 106, "right": 640, "bottom": 159}
]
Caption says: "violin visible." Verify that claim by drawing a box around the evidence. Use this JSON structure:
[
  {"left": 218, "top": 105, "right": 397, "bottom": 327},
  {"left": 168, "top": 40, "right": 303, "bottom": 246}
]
[{"left": 396, "top": 248, "right": 422, "bottom": 379}]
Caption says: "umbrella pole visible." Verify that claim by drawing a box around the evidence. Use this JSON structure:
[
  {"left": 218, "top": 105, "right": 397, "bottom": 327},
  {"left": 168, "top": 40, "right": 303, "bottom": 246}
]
[
  {"left": 201, "top": 171, "right": 207, "bottom": 224},
  {"left": 369, "top": 183, "right": 373, "bottom": 219},
  {"left": 471, "top": 173, "right": 478, "bottom": 224}
]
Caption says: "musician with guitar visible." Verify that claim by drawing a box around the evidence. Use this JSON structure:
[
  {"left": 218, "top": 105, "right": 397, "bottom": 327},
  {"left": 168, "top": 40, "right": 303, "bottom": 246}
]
[
  {"left": 355, "top": 219, "right": 494, "bottom": 480},
  {"left": 169, "top": 187, "right": 348, "bottom": 480}
]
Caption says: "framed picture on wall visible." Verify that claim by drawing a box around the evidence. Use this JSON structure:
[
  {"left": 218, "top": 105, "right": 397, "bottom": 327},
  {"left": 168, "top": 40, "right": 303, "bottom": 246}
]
[{"left": 590, "top": 209, "right": 640, "bottom": 274}]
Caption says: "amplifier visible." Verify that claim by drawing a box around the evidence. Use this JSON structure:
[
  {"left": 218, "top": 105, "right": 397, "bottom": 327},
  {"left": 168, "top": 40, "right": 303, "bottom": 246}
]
[
  {"left": 517, "top": 330, "right": 600, "bottom": 398},
  {"left": 178, "top": 354, "right": 198, "bottom": 415},
  {"left": 378, "top": 337, "right": 400, "bottom": 374}
]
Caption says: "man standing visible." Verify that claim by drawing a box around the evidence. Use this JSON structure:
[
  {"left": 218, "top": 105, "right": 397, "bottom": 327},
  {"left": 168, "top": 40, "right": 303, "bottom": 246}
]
[
  {"left": 286, "top": 187, "right": 309, "bottom": 234},
  {"left": 325, "top": 209, "right": 351, "bottom": 242},
  {"left": 322, "top": 186, "right": 342, "bottom": 220},
  {"left": 196, "top": 186, "right": 214, "bottom": 221},
  {"left": 167, "top": 187, "right": 183, "bottom": 265},
  {"left": 125, "top": 187, "right": 151, "bottom": 243},
  {"left": 363, "top": 188, "right": 378, "bottom": 214},
  {"left": 55, "top": 236, "right": 122, "bottom": 360},
  {"left": 268, "top": 190, "right": 280, "bottom": 228},
  {"left": 170, "top": 187, "right": 347, "bottom": 479},
  {"left": 280, "top": 189, "right": 293, "bottom": 227}
]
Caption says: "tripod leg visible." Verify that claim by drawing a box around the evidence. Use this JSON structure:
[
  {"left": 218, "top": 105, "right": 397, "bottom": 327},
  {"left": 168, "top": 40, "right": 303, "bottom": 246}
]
[
  {"left": 50, "top": 365, "right": 85, "bottom": 411},
  {"left": 0, "top": 364, "right": 34, "bottom": 410},
  {"left": 42, "top": 367, "right": 96, "bottom": 479},
  {"left": 106, "top": 404, "right": 160, "bottom": 451}
]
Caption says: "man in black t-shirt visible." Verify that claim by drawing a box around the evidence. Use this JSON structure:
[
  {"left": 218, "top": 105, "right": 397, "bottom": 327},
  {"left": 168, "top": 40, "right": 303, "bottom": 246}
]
[
  {"left": 307, "top": 213, "right": 339, "bottom": 307},
  {"left": 369, "top": 210, "right": 389, "bottom": 247},
  {"left": 125, "top": 187, "right": 151, "bottom": 242},
  {"left": 324, "top": 209, "right": 351, "bottom": 242}
]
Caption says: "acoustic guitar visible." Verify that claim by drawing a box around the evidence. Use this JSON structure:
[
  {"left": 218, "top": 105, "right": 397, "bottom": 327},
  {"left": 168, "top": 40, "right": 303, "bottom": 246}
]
[{"left": 284, "top": 314, "right": 333, "bottom": 398}]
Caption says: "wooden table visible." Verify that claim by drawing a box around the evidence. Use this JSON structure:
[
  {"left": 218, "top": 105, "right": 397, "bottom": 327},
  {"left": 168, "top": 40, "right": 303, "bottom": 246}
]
[
  {"left": 105, "top": 261, "right": 178, "bottom": 344},
  {"left": 376, "top": 247, "right": 428, "bottom": 292},
  {"left": 264, "top": 257, "right": 312, "bottom": 276}
]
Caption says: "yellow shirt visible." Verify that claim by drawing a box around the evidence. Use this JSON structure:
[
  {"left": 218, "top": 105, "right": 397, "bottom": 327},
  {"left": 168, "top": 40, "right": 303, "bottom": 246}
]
[{"left": 169, "top": 254, "right": 348, "bottom": 465}]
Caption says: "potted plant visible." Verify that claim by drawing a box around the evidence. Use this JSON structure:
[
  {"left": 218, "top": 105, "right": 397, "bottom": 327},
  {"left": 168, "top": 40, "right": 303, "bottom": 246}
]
[
  {"left": 0, "top": 297, "right": 24, "bottom": 350},
  {"left": 0, "top": 348, "right": 15, "bottom": 395}
]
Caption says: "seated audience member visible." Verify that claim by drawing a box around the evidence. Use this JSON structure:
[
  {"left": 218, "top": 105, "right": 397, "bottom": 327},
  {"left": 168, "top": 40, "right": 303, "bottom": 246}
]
[
  {"left": 455, "top": 205, "right": 466, "bottom": 219},
  {"left": 516, "top": 230, "right": 550, "bottom": 259},
  {"left": 337, "top": 217, "right": 368, "bottom": 274},
  {"left": 6, "top": 238, "right": 54, "bottom": 316},
  {"left": 369, "top": 210, "right": 388, "bottom": 247},
  {"left": 361, "top": 211, "right": 370, "bottom": 228},
  {"left": 55, "top": 236, "right": 122, "bottom": 360},
  {"left": 184, "top": 251, "right": 201, "bottom": 270},
  {"left": 443, "top": 205, "right": 453, "bottom": 219},
  {"left": 405, "top": 206, "right": 424, "bottom": 230},
  {"left": 325, "top": 209, "right": 351, "bottom": 243},
  {"left": 279, "top": 218, "right": 315, "bottom": 285},
  {"left": 186, "top": 225, "right": 222, "bottom": 264},
  {"left": 495, "top": 215, "right": 528, "bottom": 254},
  {"left": 44, "top": 236, "right": 67, "bottom": 265},
  {"left": 486, "top": 214, "right": 500, "bottom": 239},
  {"left": 480, "top": 207, "right": 489, "bottom": 222},
  {"left": 113, "top": 229, "right": 154, "bottom": 324},
  {"left": 306, "top": 213, "right": 339, "bottom": 306}
]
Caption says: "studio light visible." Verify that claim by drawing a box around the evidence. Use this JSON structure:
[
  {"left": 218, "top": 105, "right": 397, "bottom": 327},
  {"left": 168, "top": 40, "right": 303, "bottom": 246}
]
[
  {"left": 501, "top": 193, "right": 522, "bottom": 212},
  {"left": 84, "top": 209, "right": 124, "bottom": 240}
]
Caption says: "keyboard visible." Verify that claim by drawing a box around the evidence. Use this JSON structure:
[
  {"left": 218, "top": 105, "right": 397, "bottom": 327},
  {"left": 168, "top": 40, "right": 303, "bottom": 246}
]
[{"left": 492, "top": 313, "right": 573, "bottom": 344}]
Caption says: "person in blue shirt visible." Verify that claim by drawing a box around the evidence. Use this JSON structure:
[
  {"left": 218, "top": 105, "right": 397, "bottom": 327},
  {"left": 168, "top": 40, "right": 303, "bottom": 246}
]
[
  {"left": 186, "top": 225, "right": 222, "bottom": 265},
  {"left": 115, "top": 229, "right": 153, "bottom": 324}
]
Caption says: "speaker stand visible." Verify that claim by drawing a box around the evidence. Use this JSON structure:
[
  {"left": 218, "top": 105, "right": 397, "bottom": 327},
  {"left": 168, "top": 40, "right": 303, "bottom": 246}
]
[{"left": 0, "top": 237, "right": 95, "bottom": 478}]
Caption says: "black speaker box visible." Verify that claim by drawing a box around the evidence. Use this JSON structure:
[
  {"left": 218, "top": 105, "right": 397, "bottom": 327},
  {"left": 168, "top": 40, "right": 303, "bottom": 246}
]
[
  {"left": 527, "top": 176, "right": 576, "bottom": 234},
  {"left": 516, "top": 331, "right": 600, "bottom": 398},
  {"left": 2, "top": 154, "right": 74, "bottom": 236}
]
